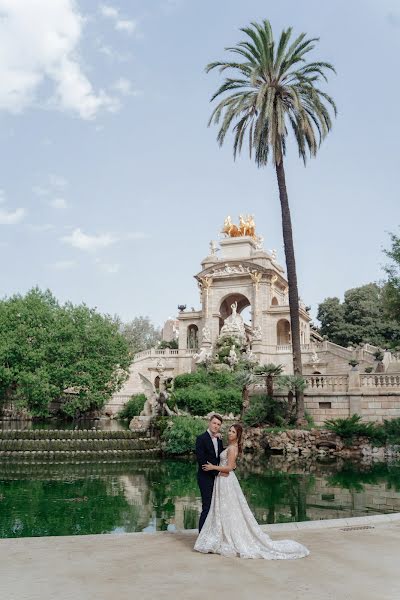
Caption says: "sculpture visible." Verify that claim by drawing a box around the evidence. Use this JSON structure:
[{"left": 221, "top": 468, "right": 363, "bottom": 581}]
[
  {"left": 221, "top": 215, "right": 258, "bottom": 240},
  {"left": 227, "top": 345, "right": 239, "bottom": 369},
  {"left": 209, "top": 240, "right": 218, "bottom": 256},
  {"left": 193, "top": 347, "right": 212, "bottom": 365},
  {"left": 202, "top": 325, "right": 211, "bottom": 343},
  {"left": 219, "top": 301, "right": 246, "bottom": 342},
  {"left": 139, "top": 373, "right": 175, "bottom": 417}
]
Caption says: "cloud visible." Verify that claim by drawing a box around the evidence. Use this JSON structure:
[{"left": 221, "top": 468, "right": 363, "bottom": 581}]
[
  {"left": 112, "top": 77, "right": 139, "bottom": 97},
  {"left": 50, "top": 260, "right": 76, "bottom": 270},
  {"left": 96, "top": 259, "right": 120, "bottom": 274},
  {"left": 99, "top": 4, "right": 136, "bottom": 35},
  {"left": 50, "top": 197, "right": 68, "bottom": 209},
  {"left": 61, "top": 227, "right": 116, "bottom": 252},
  {"left": 26, "top": 223, "right": 54, "bottom": 232},
  {"left": 0, "top": 206, "right": 26, "bottom": 224},
  {"left": 49, "top": 174, "right": 67, "bottom": 188},
  {"left": 0, "top": 0, "right": 117, "bottom": 119}
]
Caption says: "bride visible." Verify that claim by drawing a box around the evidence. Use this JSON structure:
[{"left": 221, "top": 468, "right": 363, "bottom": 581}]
[{"left": 194, "top": 423, "right": 309, "bottom": 560}]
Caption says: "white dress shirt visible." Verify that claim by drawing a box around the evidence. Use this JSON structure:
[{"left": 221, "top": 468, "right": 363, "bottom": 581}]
[{"left": 207, "top": 429, "right": 218, "bottom": 457}]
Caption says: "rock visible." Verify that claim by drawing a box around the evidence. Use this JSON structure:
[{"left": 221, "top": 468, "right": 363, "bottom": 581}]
[{"left": 129, "top": 416, "right": 152, "bottom": 433}]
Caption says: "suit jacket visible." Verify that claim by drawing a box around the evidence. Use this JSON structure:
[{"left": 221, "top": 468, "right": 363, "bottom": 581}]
[{"left": 195, "top": 431, "right": 224, "bottom": 479}]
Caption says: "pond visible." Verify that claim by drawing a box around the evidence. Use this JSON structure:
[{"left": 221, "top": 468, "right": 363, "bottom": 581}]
[{"left": 1, "top": 456, "right": 400, "bottom": 538}]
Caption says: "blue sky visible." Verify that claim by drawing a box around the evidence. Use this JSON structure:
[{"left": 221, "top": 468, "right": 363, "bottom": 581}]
[{"left": 0, "top": 0, "right": 399, "bottom": 326}]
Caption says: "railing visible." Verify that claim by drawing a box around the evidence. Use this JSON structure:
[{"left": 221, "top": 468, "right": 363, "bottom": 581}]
[
  {"left": 360, "top": 374, "right": 400, "bottom": 389},
  {"left": 133, "top": 348, "right": 198, "bottom": 361},
  {"left": 275, "top": 343, "right": 322, "bottom": 353},
  {"left": 304, "top": 374, "right": 348, "bottom": 392}
]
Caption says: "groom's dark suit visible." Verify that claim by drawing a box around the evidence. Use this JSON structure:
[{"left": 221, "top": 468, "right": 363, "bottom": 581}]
[{"left": 195, "top": 431, "right": 223, "bottom": 532}]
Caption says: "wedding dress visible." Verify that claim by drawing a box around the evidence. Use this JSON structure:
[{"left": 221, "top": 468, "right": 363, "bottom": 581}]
[{"left": 194, "top": 448, "right": 309, "bottom": 560}]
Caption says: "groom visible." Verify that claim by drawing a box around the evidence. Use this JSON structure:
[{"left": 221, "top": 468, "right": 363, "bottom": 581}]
[{"left": 195, "top": 413, "right": 227, "bottom": 532}]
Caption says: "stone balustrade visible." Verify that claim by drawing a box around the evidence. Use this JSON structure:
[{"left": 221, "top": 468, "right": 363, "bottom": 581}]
[
  {"left": 304, "top": 374, "right": 348, "bottom": 392},
  {"left": 360, "top": 374, "right": 400, "bottom": 389}
]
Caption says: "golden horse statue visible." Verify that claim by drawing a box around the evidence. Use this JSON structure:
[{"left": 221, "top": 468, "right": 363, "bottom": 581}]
[{"left": 222, "top": 215, "right": 256, "bottom": 239}]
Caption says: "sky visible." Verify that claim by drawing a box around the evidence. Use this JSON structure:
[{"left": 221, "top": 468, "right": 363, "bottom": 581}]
[{"left": 0, "top": 0, "right": 399, "bottom": 327}]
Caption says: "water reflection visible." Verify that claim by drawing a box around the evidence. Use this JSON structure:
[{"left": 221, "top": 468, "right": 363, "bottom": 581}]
[{"left": 0, "top": 456, "right": 399, "bottom": 538}]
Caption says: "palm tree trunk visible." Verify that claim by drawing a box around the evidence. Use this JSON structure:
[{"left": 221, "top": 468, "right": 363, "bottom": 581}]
[{"left": 275, "top": 159, "right": 305, "bottom": 423}]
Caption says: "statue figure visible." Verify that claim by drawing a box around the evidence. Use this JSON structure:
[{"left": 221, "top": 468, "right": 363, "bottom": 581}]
[
  {"left": 193, "top": 347, "right": 212, "bottom": 365},
  {"left": 271, "top": 249, "right": 277, "bottom": 260},
  {"left": 139, "top": 373, "right": 175, "bottom": 417},
  {"left": 221, "top": 215, "right": 257, "bottom": 240},
  {"left": 219, "top": 300, "right": 246, "bottom": 342},
  {"left": 311, "top": 352, "right": 320, "bottom": 365},
  {"left": 244, "top": 346, "right": 258, "bottom": 365},
  {"left": 202, "top": 325, "right": 211, "bottom": 343},
  {"left": 227, "top": 345, "right": 239, "bottom": 369},
  {"left": 231, "top": 300, "right": 238, "bottom": 318},
  {"left": 209, "top": 240, "right": 218, "bottom": 256}
]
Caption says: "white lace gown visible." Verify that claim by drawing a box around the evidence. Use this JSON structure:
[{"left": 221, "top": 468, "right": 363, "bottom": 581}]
[{"left": 194, "top": 449, "right": 309, "bottom": 560}]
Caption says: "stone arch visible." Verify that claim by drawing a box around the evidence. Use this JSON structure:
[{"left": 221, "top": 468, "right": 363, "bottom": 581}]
[
  {"left": 187, "top": 324, "right": 199, "bottom": 349},
  {"left": 218, "top": 292, "right": 252, "bottom": 335},
  {"left": 277, "top": 319, "right": 291, "bottom": 345},
  {"left": 271, "top": 296, "right": 279, "bottom": 306}
]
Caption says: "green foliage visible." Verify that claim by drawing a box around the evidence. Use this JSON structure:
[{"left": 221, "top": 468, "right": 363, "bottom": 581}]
[
  {"left": 118, "top": 394, "right": 147, "bottom": 420},
  {"left": 243, "top": 395, "right": 287, "bottom": 427},
  {"left": 276, "top": 375, "right": 308, "bottom": 394},
  {"left": 206, "top": 20, "right": 336, "bottom": 167},
  {"left": 317, "top": 283, "right": 400, "bottom": 350},
  {"left": 119, "top": 316, "right": 161, "bottom": 355},
  {"left": 161, "top": 417, "right": 206, "bottom": 455},
  {"left": 324, "top": 415, "right": 386, "bottom": 445},
  {"left": 254, "top": 364, "right": 283, "bottom": 376},
  {"left": 0, "top": 287, "right": 131, "bottom": 418},
  {"left": 173, "top": 369, "right": 242, "bottom": 416},
  {"left": 214, "top": 335, "right": 242, "bottom": 364},
  {"left": 382, "top": 231, "right": 400, "bottom": 327},
  {"left": 382, "top": 418, "right": 400, "bottom": 444},
  {"left": 158, "top": 339, "right": 179, "bottom": 349}
]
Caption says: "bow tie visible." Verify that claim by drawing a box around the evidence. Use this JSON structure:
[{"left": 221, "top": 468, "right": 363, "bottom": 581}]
[{"left": 212, "top": 434, "right": 219, "bottom": 439}]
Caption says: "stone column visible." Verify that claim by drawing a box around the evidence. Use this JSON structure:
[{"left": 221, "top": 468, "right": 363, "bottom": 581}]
[
  {"left": 198, "top": 275, "right": 213, "bottom": 347},
  {"left": 250, "top": 271, "right": 263, "bottom": 351}
]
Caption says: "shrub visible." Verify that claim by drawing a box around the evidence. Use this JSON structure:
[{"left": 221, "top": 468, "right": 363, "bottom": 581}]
[
  {"left": 118, "top": 394, "right": 147, "bottom": 420},
  {"left": 243, "top": 395, "right": 287, "bottom": 427},
  {"left": 172, "top": 369, "right": 241, "bottom": 416},
  {"left": 324, "top": 414, "right": 385, "bottom": 444},
  {"left": 383, "top": 418, "right": 400, "bottom": 444},
  {"left": 162, "top": 416, "right": 206, "bottom": 455},
  {"left": 173, "top": 384, "right": 218, "bottom": 415},
  {"left": 214, "top": 387, "right": 242, "bottom": 415}
]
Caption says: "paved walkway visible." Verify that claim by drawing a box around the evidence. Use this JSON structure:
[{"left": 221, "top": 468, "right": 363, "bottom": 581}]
[{"left": 1, "top": 516, "right": 399, "bottom": 600}]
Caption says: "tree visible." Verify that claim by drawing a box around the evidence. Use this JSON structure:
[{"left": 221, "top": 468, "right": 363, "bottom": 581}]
[
  {"left": 383, "top": 231, "right": 400, "bottom": 324},
  {"left": 206, "top": 20, "right": 336, "bottom": 423},
  {"left": 120, "top": 316, "right": 161, "bottom": 355},
  {"left": 317, "top": 284, "right": 400, "bottom": 349},
  {"left": 0, "top": 288, "right": 131, "bottom": 418}
]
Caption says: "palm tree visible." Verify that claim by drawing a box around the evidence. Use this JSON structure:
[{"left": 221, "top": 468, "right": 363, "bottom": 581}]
[
  {"left": 206, "top": 20, "right": 336, "bottom": 423},
  {"left": 258, "top": 363, "right": 283, "bottom": 397}
]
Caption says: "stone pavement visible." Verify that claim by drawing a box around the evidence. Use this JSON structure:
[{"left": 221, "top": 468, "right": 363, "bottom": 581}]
[{"left": 1, "top": 517, "right": 400, "bottom": 600}]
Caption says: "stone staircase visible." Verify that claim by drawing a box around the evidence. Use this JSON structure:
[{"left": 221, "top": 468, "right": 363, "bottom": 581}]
[{"left": 0, "top": 429, "right": 160, "bottom": 461}]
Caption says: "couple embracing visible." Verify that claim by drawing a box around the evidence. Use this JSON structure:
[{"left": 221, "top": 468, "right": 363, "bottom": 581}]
[{"left": 194, "top": 413, "right": 309, "bottom": 560}]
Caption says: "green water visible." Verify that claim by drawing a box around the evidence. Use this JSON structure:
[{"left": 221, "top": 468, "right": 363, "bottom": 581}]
[{"left": 1, "top": 457, "right": 400, "bottom": 538}]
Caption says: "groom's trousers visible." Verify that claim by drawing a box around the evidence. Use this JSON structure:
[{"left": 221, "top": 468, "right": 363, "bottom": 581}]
[{"left": 197, "top": 473, "right": 215, "bottom": 532}]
